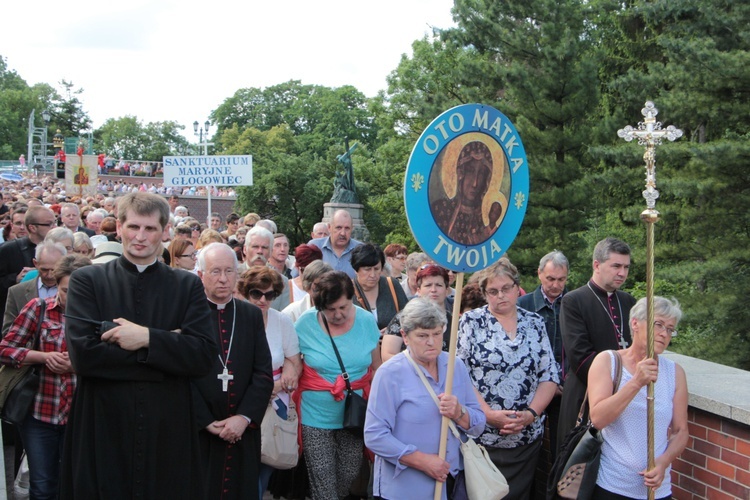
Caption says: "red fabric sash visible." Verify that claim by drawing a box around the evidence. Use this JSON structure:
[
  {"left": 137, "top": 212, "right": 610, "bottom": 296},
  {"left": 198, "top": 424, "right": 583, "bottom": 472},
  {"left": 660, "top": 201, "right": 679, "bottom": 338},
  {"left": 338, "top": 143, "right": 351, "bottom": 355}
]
[{"left": 291, "top": 362, "right": 373, "bottom": 453}]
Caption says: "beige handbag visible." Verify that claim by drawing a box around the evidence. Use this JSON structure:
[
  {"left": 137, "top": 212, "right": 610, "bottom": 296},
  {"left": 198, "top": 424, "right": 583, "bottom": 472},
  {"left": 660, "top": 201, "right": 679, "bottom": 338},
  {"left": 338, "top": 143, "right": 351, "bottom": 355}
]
[
  {"left": 260, "top": 399, "right": 299, "bottom": 469},
  {"left": 404, "top": 351, "right": 509, "bottom": 500}
]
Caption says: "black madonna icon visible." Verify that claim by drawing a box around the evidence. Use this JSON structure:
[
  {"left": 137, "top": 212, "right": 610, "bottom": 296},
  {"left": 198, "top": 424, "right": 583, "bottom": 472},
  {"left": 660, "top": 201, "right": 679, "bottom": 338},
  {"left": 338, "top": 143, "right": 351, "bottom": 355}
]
[
  {"left": 429, "top": 136, "right": 509, "bottom": 246},
  {"left": 405, "top": 104, "right": 528, "bottom": 273}
]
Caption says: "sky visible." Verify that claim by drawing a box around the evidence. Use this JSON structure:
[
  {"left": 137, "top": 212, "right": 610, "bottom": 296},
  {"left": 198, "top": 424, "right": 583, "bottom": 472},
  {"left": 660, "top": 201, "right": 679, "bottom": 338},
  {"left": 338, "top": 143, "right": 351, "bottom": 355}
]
[{"left": 2, "top": 0, "right": 456, "bottom": 140}]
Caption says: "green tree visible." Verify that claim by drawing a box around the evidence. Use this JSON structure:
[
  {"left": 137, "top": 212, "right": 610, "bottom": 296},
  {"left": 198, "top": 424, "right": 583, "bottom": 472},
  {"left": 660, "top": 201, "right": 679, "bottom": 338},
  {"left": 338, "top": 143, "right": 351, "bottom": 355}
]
[
  {"left": 366, "top": 33, "right": 500, "bottom": 246},
  {"left": 96, "top": 117, "right": 191, "bottom": 161},
  {"left": 586, "top": 0, "right": 750, "bottom": 368},
  {"left": 440, "top": 0, "right": 601, "bottom": 278},
  {"left": 96, "top": 116, "right": 145, "bottom": 160},
  {"left": 52, "top": 80, "right": 92, "bottom": 137},
  {"left": 0, "top": 56, "right": 53, "bottom": 159},
  {"left": 141, "top": 121, "right": 192, "bottom": 161},
  {"left": 226, "top": 125, "right": 333, "bottom": 246}
]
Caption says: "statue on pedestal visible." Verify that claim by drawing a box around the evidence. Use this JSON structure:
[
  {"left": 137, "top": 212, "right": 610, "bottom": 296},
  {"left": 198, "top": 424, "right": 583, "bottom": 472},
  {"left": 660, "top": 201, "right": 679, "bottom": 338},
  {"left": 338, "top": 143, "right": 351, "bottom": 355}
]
[{"left": 331, "top": 140, "right": 360, "bottom": 204}]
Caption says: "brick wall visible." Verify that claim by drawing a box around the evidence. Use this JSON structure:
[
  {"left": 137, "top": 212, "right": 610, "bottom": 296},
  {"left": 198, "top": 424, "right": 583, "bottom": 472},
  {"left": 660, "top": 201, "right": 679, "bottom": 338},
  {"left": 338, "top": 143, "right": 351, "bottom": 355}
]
[
  {"left": 535, "top": 407, "right": 750, "bottom": 500},
  {"left": 672, "top": 407, "right": 750, "bottom": 500}
]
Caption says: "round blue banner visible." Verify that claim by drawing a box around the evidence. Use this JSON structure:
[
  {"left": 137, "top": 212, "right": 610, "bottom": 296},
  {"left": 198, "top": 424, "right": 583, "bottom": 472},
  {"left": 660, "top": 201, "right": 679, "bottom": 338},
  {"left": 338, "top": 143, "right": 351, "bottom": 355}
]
[{"left": 404, "top": 104, "right": 529, "bottom": 273}]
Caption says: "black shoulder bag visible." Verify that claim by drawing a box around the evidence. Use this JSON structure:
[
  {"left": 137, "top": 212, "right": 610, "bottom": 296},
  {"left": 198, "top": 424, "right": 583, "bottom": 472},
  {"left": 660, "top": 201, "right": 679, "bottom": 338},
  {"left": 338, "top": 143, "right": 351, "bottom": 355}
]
[
  {"left": 547, "top": 350, "right": 623, "bottom": 500},
  {"left": 320, "top": 313, "right": 368, "bottom": 436}
]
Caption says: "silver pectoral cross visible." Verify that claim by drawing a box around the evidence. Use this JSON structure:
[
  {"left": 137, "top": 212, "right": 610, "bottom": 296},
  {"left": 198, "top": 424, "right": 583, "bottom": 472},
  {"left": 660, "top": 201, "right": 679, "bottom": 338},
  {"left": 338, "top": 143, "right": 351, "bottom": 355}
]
[
  {"left": 218, "top": 368, "right": 233, "bottom": 392},
  {"left": 619, "top": 336, "right": 629, "bottom": 350}
]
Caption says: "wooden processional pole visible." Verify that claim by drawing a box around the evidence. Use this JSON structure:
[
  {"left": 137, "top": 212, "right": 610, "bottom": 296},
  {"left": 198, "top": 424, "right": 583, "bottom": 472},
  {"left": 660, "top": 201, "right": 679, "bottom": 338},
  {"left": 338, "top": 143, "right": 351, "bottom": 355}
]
[
  {"left": 434, "top": 272, "right": 465, "bottom": 500},
  {"left": 617, "top": 102, "right": 682, "bottom": 500}
]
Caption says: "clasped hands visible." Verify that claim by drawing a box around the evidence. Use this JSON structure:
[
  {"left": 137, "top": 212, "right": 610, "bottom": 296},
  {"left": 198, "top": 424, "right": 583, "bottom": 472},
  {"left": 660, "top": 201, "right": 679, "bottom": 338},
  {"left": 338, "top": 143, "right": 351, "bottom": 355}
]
[
  {"left": 492, "top": 409, "right": 534, "bottom": 435},
  {"left": 206, "top": 415, "right": 248, "bottom": 444}
]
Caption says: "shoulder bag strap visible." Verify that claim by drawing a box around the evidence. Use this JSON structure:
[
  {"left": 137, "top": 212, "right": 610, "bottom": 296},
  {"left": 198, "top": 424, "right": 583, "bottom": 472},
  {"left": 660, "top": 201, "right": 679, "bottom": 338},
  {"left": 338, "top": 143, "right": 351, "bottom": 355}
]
[
  {"left": 612, "top": 349, "right": 623, "bottom": 392},
  {"left": 31, "top": 298, "right": 46, "bottom": 351},
  {"left": 577, "top": 349, "right": 624, "bottom": 425},
  {"left": 352, "top": 279, "right": 372, "bottom": 312},
  {"left": 320, "top": 313, "right": 353, "bottom": 393},
  {"left": 386, "top": 277, "right": 400, "bottom": 313},
  {"left": 403, "top": 350, "right": 462, "bottom": 440}
]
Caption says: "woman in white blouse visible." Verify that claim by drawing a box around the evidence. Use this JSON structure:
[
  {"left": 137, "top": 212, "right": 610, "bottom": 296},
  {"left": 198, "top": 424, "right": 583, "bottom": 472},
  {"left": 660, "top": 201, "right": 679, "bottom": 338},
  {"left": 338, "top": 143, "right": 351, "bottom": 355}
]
[{"left": 237, "top": 267, "right": 302, "bottom": 497}]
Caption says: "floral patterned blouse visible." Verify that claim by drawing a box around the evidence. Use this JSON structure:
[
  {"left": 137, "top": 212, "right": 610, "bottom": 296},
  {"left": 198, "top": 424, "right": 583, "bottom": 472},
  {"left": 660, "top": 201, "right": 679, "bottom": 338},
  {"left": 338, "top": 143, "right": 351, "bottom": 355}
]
[{"left": 457, "top": 305, "right": 560, "bottom": 448}]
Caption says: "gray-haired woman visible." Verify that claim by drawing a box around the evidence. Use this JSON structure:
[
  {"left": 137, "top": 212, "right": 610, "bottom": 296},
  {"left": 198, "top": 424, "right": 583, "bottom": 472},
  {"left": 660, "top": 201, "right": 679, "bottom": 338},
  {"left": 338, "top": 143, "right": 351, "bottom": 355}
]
[
  {"left": 588, "top": 296, "right": 688, "bottom": 499},
  {"left": 365, "top": 298, "right": 485, "bottom": 499}
]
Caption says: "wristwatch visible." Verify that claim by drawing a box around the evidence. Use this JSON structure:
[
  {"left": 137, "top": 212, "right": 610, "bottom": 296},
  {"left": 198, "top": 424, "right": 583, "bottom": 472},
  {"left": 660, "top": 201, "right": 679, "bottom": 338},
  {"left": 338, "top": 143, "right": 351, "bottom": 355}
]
[
  {"left": 526, "top": 407, "right": 539, "bottom": 422},
  {"left": 456, "top": 405, "right": 466, "bottom": 420}
]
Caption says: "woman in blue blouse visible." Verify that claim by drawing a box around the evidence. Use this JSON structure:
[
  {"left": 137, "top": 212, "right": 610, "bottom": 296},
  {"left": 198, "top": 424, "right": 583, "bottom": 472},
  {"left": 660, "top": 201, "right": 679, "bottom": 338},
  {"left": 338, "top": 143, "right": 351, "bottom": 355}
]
[
  {"left": 365, "top": 298, "right": 485, "bottom": 499},
  {"left": 457, "top": 258, "right": 560, "bottom": 499}
]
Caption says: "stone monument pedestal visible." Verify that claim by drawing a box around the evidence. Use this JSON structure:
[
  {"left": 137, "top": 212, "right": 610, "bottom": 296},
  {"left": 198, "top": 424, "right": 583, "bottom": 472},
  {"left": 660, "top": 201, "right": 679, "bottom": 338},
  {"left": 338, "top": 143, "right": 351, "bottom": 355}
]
[{"left": 322, "top": 202, "right": 369, "bottom": 242}]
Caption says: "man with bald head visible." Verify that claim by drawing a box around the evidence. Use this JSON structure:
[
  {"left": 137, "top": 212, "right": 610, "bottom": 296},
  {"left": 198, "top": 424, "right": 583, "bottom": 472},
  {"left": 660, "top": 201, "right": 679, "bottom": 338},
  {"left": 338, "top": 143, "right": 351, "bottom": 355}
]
[{"left": 308, "top": 209, "right": 362, "bottom": 278}]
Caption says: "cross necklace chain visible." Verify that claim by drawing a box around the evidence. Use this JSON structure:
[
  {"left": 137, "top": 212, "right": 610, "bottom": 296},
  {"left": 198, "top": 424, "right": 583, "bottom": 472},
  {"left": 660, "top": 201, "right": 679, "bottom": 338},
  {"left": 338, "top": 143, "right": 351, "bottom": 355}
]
[
  {"left": 587, "top": 283, "right": 628, "bottom": 349},
  {"left": 217, "top": 299, "right": 237, "bottom": 392}
]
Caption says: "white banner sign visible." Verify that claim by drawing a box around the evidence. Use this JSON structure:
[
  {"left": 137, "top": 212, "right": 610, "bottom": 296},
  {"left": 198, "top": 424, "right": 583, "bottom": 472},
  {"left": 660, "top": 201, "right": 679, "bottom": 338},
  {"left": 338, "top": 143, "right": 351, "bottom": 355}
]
[{"left": 162, "top": 155, "right": 253, "bottom": 187}]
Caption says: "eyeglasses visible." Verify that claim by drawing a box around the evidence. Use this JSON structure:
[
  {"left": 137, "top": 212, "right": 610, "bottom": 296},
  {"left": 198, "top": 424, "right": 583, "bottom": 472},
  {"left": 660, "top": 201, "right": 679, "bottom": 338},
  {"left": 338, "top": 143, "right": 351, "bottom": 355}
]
[
  {"left": 654, "top": 321, "right": 678, "bottom": 337},
  {"left": 180, "top": 252, "right": 198, "bottom": 259},
  {"left": 246, "top": 224, "right": 255, "bottom": 228},
  {"left": 246, "top": 289, "right": 279, "bottom": 301},
  {"left": 190, "top": 226, "right": 201, "bottom": 231},
  {"left": 485, "top": 284, "right": 517, "bottom": 296},
  {"left": 208, "top": 268, "right": 236, "bottom": 278},
  {"left": 12, "top": 221, "right": 24, "bottom": 227},
  {"left": 392, "top": 255, "right": 407, "bottom": 261},
  {"left": 30, "top": 222, "right": 53, "bottom": 227}
]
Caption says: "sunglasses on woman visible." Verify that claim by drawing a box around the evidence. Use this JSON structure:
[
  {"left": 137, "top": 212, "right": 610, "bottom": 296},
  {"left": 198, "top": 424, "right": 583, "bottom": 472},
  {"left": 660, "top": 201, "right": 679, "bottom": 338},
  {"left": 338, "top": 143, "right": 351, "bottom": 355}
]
[{"left": 246, "top": 289, "right": 279, "bottom": 301}]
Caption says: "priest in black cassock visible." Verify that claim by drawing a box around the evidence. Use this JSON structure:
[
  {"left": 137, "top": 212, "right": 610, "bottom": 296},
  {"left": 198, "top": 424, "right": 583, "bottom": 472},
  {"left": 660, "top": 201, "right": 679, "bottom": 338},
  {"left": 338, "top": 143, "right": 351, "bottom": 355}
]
[
  {"left": 61, "top": 193, "right": 217, "bottom": 499},
  {"left": 557, "top": 237, "right": 637, "bottom": 451},
  {"left": 193, "top": 242, "right": 274, "bottom": 500}
]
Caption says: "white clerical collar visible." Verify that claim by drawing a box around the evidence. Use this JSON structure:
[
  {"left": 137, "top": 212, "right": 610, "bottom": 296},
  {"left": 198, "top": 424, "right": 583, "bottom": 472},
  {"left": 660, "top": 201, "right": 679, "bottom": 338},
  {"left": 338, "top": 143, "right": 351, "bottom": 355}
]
[
  {"left": 207, "top": 298, "right": 232, "bottom": 310},
  {"left": 135, "top": 258, "right": 158, "bottom": 273}
]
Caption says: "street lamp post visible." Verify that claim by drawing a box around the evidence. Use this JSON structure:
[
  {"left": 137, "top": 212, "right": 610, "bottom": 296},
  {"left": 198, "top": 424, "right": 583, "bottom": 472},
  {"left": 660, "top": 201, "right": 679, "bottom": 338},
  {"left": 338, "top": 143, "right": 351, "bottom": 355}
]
[
  {"left": 193, "top": 119, "right": 215, "bottom": 222},
  {"left": 193, "top": 120, "right": 213, "bottom": 155}
]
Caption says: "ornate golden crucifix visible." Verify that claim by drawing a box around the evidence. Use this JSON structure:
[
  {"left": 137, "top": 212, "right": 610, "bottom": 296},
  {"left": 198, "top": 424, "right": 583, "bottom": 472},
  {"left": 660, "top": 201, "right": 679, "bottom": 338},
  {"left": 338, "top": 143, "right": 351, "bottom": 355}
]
[{"left": 618, "top": 101, "right": 682, "bottom": 500}]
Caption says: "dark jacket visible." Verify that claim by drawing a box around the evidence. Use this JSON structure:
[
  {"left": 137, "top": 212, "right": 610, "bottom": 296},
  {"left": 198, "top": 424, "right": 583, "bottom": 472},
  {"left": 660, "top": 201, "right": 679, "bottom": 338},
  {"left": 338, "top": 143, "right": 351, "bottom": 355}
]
[{"left": 352, "top": 276, "right": 409, "bottom": 330}]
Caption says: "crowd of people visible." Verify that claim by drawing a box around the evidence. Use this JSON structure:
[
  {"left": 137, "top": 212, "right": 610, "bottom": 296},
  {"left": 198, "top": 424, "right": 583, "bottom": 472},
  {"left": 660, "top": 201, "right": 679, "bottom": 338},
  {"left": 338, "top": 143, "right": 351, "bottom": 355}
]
[
  {"left": 0, "top": 175, "right": 689, "bottom": 500},
  {"left": 96, "top": 178, "right": 237, "bottom": 198}
]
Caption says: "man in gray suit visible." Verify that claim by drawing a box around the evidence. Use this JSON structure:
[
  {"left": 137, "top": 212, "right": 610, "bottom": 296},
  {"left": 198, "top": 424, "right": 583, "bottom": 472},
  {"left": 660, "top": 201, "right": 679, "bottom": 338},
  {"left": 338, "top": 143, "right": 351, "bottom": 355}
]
[{"left": 2, "top": 241, "right": 67, "bottom": 336}]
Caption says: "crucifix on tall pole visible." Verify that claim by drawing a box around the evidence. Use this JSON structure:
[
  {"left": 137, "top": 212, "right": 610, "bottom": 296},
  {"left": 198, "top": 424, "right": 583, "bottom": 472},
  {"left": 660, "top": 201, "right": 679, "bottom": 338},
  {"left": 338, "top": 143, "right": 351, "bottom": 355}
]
[{"left": 617, "top": 101, "right": 682, "bottom": 500}]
